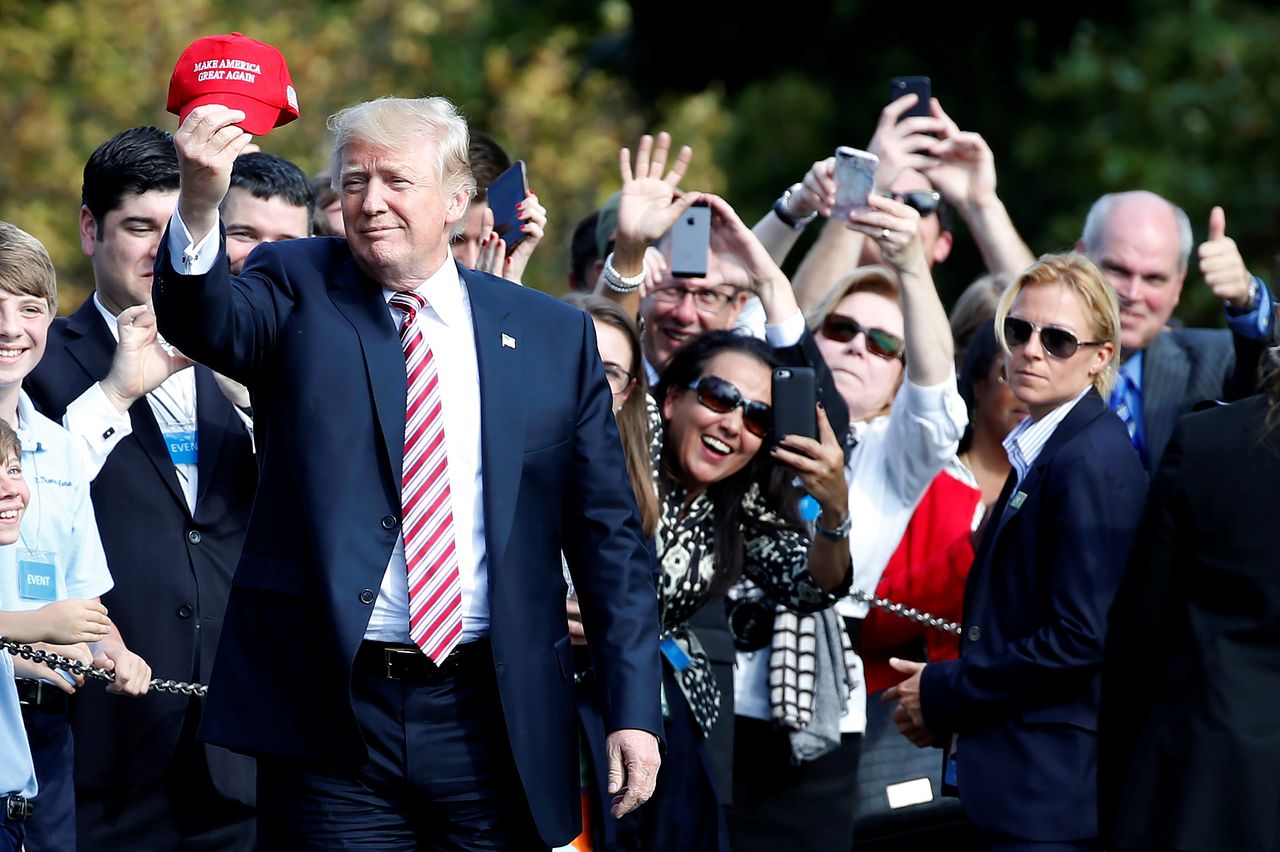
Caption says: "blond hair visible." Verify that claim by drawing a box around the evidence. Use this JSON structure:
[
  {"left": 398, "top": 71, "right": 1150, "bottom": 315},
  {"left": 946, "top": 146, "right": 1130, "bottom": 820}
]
[
  {"left": 0, "top": 222, "right": 57, "bottom": 314},
  {"left": 995, "top": 252, "right": 1120, "bottom": 398},
  {"left": 327, "top": 96, "right": 476, "bottom": 215}
]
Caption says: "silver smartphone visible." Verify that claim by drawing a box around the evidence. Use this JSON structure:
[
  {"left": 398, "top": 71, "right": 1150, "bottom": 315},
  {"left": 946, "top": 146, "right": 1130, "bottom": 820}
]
[
  {"left": 832, "top": 146, "right": 878, "bottom": 220},
  {"left": 668, "top": 201, "right": 711, "bottom": 278}
]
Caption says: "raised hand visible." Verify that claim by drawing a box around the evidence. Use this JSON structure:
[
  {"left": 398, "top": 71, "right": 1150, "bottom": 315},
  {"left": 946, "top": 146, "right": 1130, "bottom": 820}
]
[
  {"left": 174, "top": 105, "right": 255, "bottom": 240},
  {"left": 867, "top": 95, "right": 946, "bottom": 192},
  {"left": 847, "top": 194, "right": 927, "bottom": 274},
  {"left": 505, "top": 190, "right": 547, "bottom": 285},
  {"left": 1198, "top": 206, "right": 1254, "bottom": 309},
  {"left": 100, "top": 305, "right": 195, "bottom": 413},
  {"left": 616, "top": 132, "right": 698, "bottom": 250},
  {"left": 924, "top": 101, "right": 997, "bottom": 210}
]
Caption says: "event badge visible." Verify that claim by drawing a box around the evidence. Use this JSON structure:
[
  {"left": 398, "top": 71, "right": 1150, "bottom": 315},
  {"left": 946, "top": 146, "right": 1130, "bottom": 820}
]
[
  {"left": 17, "top": 549, "right": 58, "bottom": 602},
  {"left": 163, "top": 429, "right": 198, "bottom": 466},
  {"left": 659, "top": 635, "right": 692, "bottom": 672}
]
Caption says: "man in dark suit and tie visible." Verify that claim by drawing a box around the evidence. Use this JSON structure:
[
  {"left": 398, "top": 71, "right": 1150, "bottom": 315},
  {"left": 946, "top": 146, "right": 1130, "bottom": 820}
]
[
  {"left": 1077, "top": 190, "right": 1274, "bottom": 470},
  {"left": 154, "top": 97, "right": 662, "bottom": 849},
  {"left": 24, "top": 125, "right": 258, "bottom": 850}
]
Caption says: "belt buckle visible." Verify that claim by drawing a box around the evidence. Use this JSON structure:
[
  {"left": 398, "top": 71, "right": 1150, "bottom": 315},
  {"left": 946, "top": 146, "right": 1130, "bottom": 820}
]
[
  {"left": 6, "top": 796, "right": 33, "bottom": 821},
  {"left": 383, "top": 646, "right": 421, "bottom": 681}
]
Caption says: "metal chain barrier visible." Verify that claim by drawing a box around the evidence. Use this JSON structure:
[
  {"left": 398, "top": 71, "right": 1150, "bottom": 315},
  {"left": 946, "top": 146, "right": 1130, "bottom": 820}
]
[
  {"left": 1, "top": 638, "right": 208, "bottom": 697},
  {"left": 849, "top": 589, "right": 962, "bottom": 636}
]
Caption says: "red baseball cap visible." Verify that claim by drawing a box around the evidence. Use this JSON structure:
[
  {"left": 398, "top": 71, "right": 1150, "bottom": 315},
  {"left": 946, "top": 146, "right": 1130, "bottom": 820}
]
[{"left": 167, "top": 33, "right": 299, "bottom": 135}]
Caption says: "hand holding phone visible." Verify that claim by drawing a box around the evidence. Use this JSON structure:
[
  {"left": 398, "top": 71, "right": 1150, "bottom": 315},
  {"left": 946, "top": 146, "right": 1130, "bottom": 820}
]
[
  {"left": 668, "top": 200, "right": 711, "bottom": 278},
  {"left": 771, "top": 367, "right": 817, "bottom": 442},
  {"left": 486, "top": 160, "right": 530, "bottom": 250},
  {"left": 832, "top": 147, "right": 878, "bottom": 220},
  {"left": 889, "top": 76, "right": 932, "bottom": 120}
]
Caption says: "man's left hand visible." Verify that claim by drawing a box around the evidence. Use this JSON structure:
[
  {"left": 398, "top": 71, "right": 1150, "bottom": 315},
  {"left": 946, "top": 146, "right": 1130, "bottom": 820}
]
[
  {"left": 605, "top": 728, "right": 661, "bottom": 817},
  {"left": 1199, "top": 206, "right": 1254, "bottom": 309},
  {"left": 93, "top": 637, "right": 152, "bottom": 696}
]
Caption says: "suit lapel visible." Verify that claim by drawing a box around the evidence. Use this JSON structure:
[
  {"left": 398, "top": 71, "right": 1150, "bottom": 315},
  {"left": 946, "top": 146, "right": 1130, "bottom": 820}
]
[
  {"left": 462, "top": 267, "right": 525, "bottom": 566},
  {"left": 1140, "top": 332, "right": 1189, "bottom": 466},
  {"left": 961, "top": 390, "right": 1108, "bottom": 624},
  {"left": 328, "top": 255, "right": 407, "bottom": 492},
  {"left": 65, "top": 300, "right": 189, "bottom": 511}
]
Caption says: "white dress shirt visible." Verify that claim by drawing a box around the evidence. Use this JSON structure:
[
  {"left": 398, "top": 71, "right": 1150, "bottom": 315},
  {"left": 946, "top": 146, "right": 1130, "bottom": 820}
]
[
  {"left": 1004, "top": 387, "right": 1091, "bottom": 487},
  {"left": 166, "top": 211, "right": 489, "bottom": 641}
]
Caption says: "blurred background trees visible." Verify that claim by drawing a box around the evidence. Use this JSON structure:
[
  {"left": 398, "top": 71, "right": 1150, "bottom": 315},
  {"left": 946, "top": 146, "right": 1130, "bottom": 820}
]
[{"left": 2, "top": 0, "right": 1277, "bottom": 324}]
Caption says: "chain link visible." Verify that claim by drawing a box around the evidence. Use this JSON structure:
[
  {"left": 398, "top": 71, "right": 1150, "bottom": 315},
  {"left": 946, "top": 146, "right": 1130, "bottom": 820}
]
[
  {"left": 1, "top": 638, "right": 208, "bottom": 697},
  {"left": 848, "top": 589, "right": 962, "bottom": 636}
]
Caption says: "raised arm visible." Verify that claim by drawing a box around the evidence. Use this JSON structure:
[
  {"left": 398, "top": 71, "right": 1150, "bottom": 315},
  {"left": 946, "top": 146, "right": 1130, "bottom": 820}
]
[{"left": 925, "top": 100, "right": 1034, "bottom": 278}]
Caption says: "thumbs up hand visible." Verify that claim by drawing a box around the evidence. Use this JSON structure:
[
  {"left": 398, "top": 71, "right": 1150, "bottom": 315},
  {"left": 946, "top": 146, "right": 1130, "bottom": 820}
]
[{"left": 1198, "top": 206, "right": 1255, "bottom": 309}]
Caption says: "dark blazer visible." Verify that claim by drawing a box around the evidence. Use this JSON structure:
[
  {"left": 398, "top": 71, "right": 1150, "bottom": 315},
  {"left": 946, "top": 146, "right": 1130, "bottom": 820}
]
[
  {"left": 1101, "top": 394, "right": 1280, "bottom": 852},
  {"left": 23, "top": 298, "right": 257, "bottom": 802},
  {"left": 918, "top": 389, "right": 1147, "bottom": 842},
  {"left": 152, "top": 235, "right": 663, "bottom": 846},
  {"left": 1140, "top": 328, "right": 1247, "bottom": 469}
]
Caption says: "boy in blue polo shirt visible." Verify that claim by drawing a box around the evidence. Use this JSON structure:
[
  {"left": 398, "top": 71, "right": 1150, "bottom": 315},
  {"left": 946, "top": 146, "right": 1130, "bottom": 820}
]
[{"left": 0, "top": 419, "right": 118, "bottom": 851}]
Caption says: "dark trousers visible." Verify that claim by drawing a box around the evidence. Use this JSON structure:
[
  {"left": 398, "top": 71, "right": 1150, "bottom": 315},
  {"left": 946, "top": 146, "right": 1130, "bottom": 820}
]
[
  {"left": 0, "top": 802, "right": 25, "bottom": 852},
  {"left": 19, "top": 705, "right": 74, "bottom": 852},
  {"left": 256, "top": 642, "right": 545, "bottom": 851},
  {"left": 76, "top": 698, "right": 256, "bottom": 851},
  {"left": 726, "top": 718, "right": 862, "bottom": 852},
  {"left": 981, "top": 841, "right": 1099, "bottom": 852}
]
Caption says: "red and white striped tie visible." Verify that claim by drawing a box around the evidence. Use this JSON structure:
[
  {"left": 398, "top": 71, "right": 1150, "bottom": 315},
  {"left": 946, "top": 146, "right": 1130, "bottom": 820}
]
[{"left": 389, "top": 291, "right": 462, "bottom": 663}]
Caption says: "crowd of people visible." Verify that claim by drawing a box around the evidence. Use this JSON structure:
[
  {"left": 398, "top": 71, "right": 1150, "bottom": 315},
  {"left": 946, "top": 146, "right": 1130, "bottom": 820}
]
[{"left": 0, "top": 73, "right": 1276, "bottom": 852}]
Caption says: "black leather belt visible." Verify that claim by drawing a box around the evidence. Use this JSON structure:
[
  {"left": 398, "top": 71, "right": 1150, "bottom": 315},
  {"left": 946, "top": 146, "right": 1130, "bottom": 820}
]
[
  {"left": 15, "top": 678, "right": 68, "bottom": 715},
  {"left": 3, "top": 795, "right": 33, "bottom": 821},
  {"left": 354, "top": 639, "right": 490, "bottom": 683}
]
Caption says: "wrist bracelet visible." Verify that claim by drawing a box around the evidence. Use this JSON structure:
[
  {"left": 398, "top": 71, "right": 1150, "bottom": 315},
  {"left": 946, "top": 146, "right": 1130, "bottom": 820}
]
[
  {"left": 601, "top": 251, "right": 645, "bottom": 293},
  {"left": 772, "top": 183, "right": 818, "bottom": 231},
  {"left": 815, "top": 511, "right": 851, "bottom": 541}
]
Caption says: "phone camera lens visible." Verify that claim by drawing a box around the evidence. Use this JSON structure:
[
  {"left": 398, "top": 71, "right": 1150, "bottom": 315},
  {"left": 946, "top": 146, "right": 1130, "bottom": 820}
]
[{"left": 686, "top": 217, "right": 695, "bottom": 226}]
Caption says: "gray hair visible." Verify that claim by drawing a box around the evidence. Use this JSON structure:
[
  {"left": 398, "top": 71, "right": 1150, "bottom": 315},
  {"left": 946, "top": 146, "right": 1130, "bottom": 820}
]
[
  {"left": 327, "top": 96, "right": 476, "bottom": 211},
  {"left": 1080, "top": 190, "right": 1194, "bottom": 271}
]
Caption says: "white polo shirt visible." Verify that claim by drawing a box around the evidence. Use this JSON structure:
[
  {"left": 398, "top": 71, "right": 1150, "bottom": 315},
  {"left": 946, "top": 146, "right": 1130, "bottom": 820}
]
[{"left": 0, "top": 392, "right": 113, "bottom": 612}]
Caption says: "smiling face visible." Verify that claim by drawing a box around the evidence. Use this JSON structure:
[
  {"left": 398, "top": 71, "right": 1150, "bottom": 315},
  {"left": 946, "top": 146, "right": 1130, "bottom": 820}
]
[
  {"left": 80, "top": 189, "right": 179, "bottom": 315},
  {"left": 662, "top": 350, "right": 770, "bottom": 494},
  {"left": 640, "top": 250, "right": 750, "bottom": 372},
  {"left": 1087, "top": 195, "right": 1186, "bottom": 354},
  {"left": 339, "top": 140, "right": 469, "bottom": 291},
  {"left": 815, "top": 291, "right": 905, "bottom": 421},
  {"left": 0, "top": 450, "right": 27, "bottom": 545},
  {"left": 0, "top": 289, "right": 51, "bottom": 394},
  {"left": 1003, "top": 281, "right": 1115, "bottom": 420},
  {"left": 222, "top": 187, "right": 312, "bottom": 274}
]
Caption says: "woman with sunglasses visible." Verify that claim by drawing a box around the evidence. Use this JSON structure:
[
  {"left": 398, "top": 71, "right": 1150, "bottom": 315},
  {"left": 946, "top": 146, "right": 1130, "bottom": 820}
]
[
  {"left": 882, "top": 253, "right": 1147, "bottom": 851},
  {"left": 728, "top": 194, "right": 968, "bottom": 852}
]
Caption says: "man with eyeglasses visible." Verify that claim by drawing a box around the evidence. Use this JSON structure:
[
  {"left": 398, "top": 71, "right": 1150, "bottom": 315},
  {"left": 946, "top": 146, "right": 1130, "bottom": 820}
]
[
  {"left": 759, "top": 95, "right": 1035, "bottom": 314},
  {"left": 1077, "top": 190, "right": 1274, "bottom": 471}
]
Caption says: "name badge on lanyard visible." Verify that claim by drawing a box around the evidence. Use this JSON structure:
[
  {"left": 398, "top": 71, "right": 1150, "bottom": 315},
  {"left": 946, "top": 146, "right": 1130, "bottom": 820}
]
[
  {"left": 164, "top": 430, "right": 198, "bottom": 466},
  {"left": 17, "top": 549, "right": 58, "bottom": 601}
]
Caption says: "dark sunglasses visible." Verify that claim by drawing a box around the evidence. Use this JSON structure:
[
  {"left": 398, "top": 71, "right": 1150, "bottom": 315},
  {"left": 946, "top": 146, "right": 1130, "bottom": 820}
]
[
  {"left": 820, "top": 314, "right": 905, "bottom": 360},
  {"left": 887, "top": 190, "right": 941, "bottom": 217},
  {"left": 687, "top": 375, "right": 772, "bottom": 438},
  {"left": 1003, "top": 316, "right": 1104, "bottom": 360}
]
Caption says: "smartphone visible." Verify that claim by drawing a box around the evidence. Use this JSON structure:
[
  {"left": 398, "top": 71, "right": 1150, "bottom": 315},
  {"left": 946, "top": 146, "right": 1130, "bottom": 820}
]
[
  {"left": 668, "top": 201, "right": 711, "bottom": 278},
  {"left": 485, "top": 160, "right": 530, "bottom": 250},
  {"left": 771, "top": 367, "right": 817, "bottom": 442},
  {"left": 889, "top": 76, "right": 932, "bottom": 120},
  {"left": 831, "top": 147, "right": 878, "bottom": 220}
]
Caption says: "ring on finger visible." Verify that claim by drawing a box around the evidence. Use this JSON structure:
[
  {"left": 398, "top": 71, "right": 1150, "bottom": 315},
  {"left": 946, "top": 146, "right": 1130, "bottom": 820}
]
[{"left": 881, "top": 228, "right": 891, "bottom": 240}]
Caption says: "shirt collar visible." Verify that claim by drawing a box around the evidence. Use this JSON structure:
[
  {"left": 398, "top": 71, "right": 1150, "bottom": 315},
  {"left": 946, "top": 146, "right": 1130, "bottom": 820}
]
[
  {"left": 15, "top": 390, "right": 43, "bottom": 454},
  {"left": 382, "top": 253, "right": 466, "bottom": 329},
  {"left": 1118, "top": 349, "right": 1143, "bottom": 385},
  {"left": 92, "top": 292, "right": 121, "bottom": 342},
  {"left": 1002, "top": 386, "right": 1090, "bottom": 483}
]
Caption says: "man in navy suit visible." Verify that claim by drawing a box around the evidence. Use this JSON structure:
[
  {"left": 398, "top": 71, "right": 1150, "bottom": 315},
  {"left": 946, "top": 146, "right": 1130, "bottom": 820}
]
[
  {"left": 153, "top": 97, "right": 662, "bottom": 849},
  {"left": 1077, "top": 190, "right": 1274, "bottom": 470}
]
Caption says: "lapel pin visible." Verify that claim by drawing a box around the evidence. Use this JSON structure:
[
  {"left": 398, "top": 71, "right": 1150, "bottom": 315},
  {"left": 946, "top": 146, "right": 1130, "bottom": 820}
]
[
  {"left": 501, "top": 333, "right": 516, "bottom": 349},
  {"left": 1009, "top": 491, "right": 1028, "bottom": 511}
]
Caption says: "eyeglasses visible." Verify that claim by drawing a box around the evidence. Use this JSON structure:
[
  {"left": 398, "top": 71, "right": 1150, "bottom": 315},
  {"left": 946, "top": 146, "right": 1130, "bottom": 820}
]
[
  {"left": 820, "top": 314, "right": 905, "bottom": 360},
  {"left": 686, "top": 375, "right": 772, "bottom": 438},
  {"left": 1002, "top": 316, "right": 1104, "bottom": 360},
  {"left": 886, "top": 190, "right": 941, "bottom": 217},
  {"left": 603, "top": 363, "right": 635, "bottom": 395},
  {"left": 650, "top": 283, "right": 740, "bottom": 315}
]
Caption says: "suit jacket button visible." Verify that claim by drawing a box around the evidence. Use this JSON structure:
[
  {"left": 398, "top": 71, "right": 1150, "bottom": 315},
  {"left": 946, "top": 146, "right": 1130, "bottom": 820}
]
[
  {"left": 359, "top": 588, "right": 376, "bottom": 605},
  {"left": 967, "top": 626, "right": 981, "bottom": 642},
  {"left": 187, "top": 530, "right": 202, "bottom": 545},
  {"left": 381, "top": 516, "right": 399, "bottom": 530},
  {"left": 177, "top": 604, "right": 193, "bottom": 618}
]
